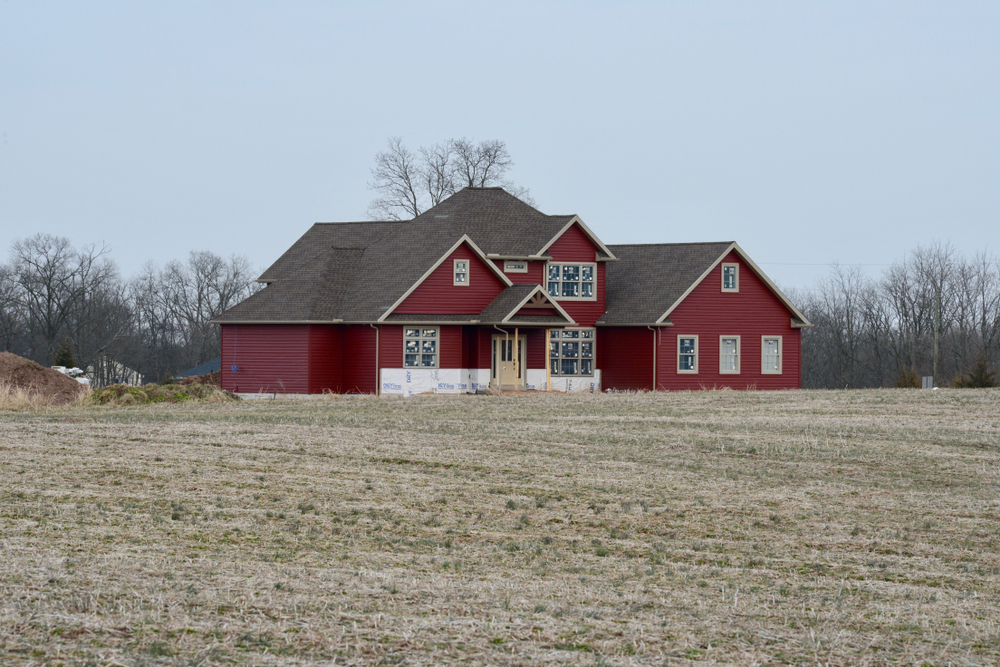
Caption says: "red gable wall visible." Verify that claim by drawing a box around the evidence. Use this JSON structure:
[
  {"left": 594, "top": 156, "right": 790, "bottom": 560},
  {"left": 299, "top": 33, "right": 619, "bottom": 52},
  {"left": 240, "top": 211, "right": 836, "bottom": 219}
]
[
  {"left": 394, "top": 243, "right": 506, "bottom": 314},
  {"left": 654, "top": 251, "right": 800, "bottom": 390},
  {"left": 493, "top": 259, "right": 545, "bottom": 286},
  {"left": 221, "top": 324, "right": 310, "bottom": 394},
  {"left": 546, "top": 223, "right": 606, "bottom": 327}
]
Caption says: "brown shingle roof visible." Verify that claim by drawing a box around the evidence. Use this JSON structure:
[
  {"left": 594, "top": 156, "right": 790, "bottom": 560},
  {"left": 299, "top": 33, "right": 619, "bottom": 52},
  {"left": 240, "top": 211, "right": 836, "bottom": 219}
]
[
  {"left": 215, "top": 188, "right": 579, "bottom": 324},
  {"left": 598, "top": 242, "right": 735, "bottom": 325}
]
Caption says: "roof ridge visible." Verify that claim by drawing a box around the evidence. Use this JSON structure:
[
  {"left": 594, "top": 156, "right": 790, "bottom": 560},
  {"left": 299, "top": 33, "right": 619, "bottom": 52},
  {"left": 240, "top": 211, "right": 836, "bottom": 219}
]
[{"left": 608, "top": 241, "right": 734, "bottom": 248}]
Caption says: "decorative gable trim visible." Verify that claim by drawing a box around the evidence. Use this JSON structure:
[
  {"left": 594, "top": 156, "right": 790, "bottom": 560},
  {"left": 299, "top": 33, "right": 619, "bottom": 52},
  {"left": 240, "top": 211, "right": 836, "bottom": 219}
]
[
  {"left": 378, "top": 235, "right": 513, "bottom": 322},
  {"left": 656, "top": 242, "right": 813, "bottom": 327},
  {"left": 500, "top": 286, "right": 576, "bottom": 325},
  {"left": 537, "top": 217, "right": 619, "bottom": 261}
]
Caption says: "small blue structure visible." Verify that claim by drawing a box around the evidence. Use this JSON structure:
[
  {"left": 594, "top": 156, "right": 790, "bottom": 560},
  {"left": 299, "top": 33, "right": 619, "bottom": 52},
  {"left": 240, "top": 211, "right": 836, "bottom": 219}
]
[{"left": 175, "top": 357, "right": 221, "bottom": 378}]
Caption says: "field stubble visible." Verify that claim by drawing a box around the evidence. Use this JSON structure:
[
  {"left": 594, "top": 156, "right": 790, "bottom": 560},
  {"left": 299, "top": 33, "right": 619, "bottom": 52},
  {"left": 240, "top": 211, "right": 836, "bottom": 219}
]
[{"left": 1, "top": 388, "right": 999, "bottom": 665}]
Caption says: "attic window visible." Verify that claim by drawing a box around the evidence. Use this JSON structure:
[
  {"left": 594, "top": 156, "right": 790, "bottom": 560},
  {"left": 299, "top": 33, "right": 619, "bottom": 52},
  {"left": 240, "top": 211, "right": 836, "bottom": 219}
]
[
  {"left": 454, "top": 259, "right": 469, "bottom": 286},
  {"left": 722, "top": 263, "right": 739, "bottom": 292},
  {"left": 547, "top": 262, "right": 596, "bottom": 301}
]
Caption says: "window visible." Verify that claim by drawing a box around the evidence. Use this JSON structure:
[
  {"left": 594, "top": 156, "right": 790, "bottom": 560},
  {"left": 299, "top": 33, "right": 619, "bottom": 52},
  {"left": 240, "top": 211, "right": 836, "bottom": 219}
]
[
  {"left": 547, "top": 262, "right": 596, "bottom": 300},
  {"left": 722, "top": 263, "right": 739, "bottom": 292},
  {"left": 762, "top": 336, "right": 782, "bottom": 374},
  {"left": 453, "top": 259, "right": 469, "bottom": 286},
  {"left": 677, "top": 335, "right": 698, "bottom": 373},
  {"left": 719, "top": 336, "right": 740, "bottom": 373},
  {"left": 404, "top": 328, "right": 438, "bottom": 368},
  {"left": 549, "top": 328, "right": 595, "bottom": 376},
  {"left": 504, "top": 260, "right": 528, "bottom": 273}
]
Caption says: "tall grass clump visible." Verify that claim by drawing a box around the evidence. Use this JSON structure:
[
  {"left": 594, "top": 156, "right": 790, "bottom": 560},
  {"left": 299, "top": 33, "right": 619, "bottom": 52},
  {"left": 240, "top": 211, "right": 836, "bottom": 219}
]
[
  {"left": 0, "top": 380, "right": 53, "bottom": 411},
  {"left": 86, "top": 383, "right": 239, "bottom": 406}
]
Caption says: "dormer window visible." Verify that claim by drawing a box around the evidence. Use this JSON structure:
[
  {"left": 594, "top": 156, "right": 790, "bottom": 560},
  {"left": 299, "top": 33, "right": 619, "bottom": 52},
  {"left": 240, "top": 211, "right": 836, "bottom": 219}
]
[
  {"left": 547, "top": 262, "right": 596, "bottom": 301},
  {"left": 722, "top": 263, "right": 739, "bottom": 292},
  {"left": 454, "top": 259, "right": 469, "bottom": 286}
]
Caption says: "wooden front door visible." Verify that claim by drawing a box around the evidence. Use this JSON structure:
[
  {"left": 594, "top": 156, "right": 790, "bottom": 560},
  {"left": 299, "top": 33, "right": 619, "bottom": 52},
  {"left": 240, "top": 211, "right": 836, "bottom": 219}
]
[{"left": 492, "top": 335, "right": 526, "bottom": 389}]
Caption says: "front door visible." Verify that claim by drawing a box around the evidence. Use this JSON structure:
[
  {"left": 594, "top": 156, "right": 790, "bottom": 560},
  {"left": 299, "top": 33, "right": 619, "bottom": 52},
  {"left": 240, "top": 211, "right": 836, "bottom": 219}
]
[{"left": 492, "top": 335, "right": 526, "bottom": 389}]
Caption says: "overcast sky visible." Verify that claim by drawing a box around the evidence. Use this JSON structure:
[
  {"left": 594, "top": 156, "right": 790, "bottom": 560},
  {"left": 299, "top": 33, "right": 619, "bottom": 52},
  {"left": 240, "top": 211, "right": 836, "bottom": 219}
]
[{"left": 2, "top": 1, "right": 997, "bottom": 291}]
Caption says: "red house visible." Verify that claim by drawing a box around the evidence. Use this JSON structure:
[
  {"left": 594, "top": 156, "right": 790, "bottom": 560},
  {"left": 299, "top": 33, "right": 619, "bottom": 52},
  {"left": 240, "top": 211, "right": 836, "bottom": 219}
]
[{"left": 213, "top": 188, "right": 811, "bottom": 395}]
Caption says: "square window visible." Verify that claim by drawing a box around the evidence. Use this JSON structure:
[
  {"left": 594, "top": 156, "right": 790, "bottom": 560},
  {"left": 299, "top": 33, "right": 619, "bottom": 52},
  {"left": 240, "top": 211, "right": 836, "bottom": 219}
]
[
  {"left": 549, "top": 328, "right": 595, "bottom": 376},
  {"left": 546, "top": 262, "right": 597, "bottom": 301}
]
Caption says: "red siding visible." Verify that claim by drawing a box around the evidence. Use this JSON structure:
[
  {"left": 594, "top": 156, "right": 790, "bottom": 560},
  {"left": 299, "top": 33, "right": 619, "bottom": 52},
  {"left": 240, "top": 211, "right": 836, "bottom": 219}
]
[
  {"left": 221, "top": 324, "right": 310, "bottom": 394},
  {"left": 377, "top": 325, "right": 403, "bottom": 369},
  {"left": 308, "top": 324, "right": 342, "bottom": 393},
  {"left": 525, "top": 328, "right": 547, "bottom": 369},
  {"left": 462, "top": 326, "right": 478, "bottom": 368},
  {"left": 655, "top": 252, "right": 800, "bottom": 390},
  {"left": 599, "top": 327, "right": 655, "bottom": 391},
  {"left": 546, "top": 224, "right": 607, "bottom": 327},
  {"left": 439, "top": 326, "right": 463, "bottom": 368},
  {"left": 342, "top": 325, "right": 378, "bottom": 393},
  {"left": 395, "top": 244, "right": 506, "bottom": 314},
  {"left": 477, "top": 329, "right": 492, "bottom": 368}
]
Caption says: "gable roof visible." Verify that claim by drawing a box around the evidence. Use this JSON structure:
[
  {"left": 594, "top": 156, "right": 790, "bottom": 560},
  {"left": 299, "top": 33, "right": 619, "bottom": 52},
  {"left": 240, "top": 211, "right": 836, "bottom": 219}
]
[
  {"left": 478, "top": 285, "right": 576, "bottom": 325},
  {"left": 599, "top": 241, "right": 811, "bottom": 326},
  {"left": 214, "top": 188, "right": 595, "bottom": 325}
]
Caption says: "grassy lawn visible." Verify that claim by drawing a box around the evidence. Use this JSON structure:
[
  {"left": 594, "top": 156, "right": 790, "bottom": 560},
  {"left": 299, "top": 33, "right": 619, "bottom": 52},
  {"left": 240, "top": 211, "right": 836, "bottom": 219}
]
[{"left": 1, "top": 389, "right": 999, "bottom": 665}]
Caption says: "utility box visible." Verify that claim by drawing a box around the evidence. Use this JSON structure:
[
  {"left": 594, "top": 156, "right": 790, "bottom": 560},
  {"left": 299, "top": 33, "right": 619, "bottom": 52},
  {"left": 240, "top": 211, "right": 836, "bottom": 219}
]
[{"left": 922, "top": 376, "right": 934, "bottom": 389}]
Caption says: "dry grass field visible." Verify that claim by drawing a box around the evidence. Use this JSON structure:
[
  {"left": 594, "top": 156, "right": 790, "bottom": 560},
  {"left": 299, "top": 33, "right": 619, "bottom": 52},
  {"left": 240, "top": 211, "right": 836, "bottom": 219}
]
[{"left": 2, "top": 389, "right": 999, "bottom": 666}]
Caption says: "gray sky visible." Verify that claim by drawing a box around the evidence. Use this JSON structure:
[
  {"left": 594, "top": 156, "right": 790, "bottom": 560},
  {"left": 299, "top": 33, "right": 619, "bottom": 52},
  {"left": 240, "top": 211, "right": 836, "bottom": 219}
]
[{"left": 2, "top": 1, "right": 998, "bottom": 290}]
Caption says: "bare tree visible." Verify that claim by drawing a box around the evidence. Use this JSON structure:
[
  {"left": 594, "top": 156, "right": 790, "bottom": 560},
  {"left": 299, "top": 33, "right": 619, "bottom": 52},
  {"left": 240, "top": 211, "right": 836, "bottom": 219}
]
[
  {"left": 367, "top": 137, "right": 422, "bottom": 220},
  {"left": 7, "top": 234, "right": 120, "bottom": 364},
  {"left": 367, "top": 136, "right": 533, "bottom": 220},
  {"left": 0, "top": 264, "right": 22, "bottom": 352},
  {"left": 160, "top": 251, "right": 261, "bottom": 370}
]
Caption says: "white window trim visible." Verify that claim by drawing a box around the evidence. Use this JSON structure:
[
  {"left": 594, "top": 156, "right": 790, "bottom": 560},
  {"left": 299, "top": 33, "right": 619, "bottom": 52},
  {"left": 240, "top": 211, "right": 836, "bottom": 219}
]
[
  {"left": 719, "top": 335, "right": 741, "bottom": 374},
  {"left": 549, "top": 327, "right": 596, "bottom": 376},
  {"left": 504, "top": 260, "right": 528, "bottom": 273},
  {"left": 453, "top": 259, "right": 469, "bottom": 287},
  {"left": 722, "top": 263, "right": 739, "bottom": 292},
  {"left": 546, "top": 262, "right": 597, "bottom": 302},
  {"left": 403, "top": 327, "right": 439, "bottom": 369},
  {"left": 762, "top": 335, "right": 782, "bottom": 374},
  {"left": 677, "top": 335, "right": 698, "bottom": 374}
]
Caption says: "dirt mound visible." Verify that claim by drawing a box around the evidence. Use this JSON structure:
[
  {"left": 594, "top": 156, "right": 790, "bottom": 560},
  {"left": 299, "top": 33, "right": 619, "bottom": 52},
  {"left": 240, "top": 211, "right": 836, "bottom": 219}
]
[
  {"left": 0, "top": 352, "right": 87, "bottom": 406},
  {"left": 178, "top": 370, "right": 221, "bottom": 386}
]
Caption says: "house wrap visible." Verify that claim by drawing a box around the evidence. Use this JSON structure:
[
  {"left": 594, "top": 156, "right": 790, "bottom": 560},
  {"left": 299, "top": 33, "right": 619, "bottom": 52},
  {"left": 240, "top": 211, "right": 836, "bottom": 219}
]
[{"left": 212, "top": 187, "right": 811, "bottom": 395}]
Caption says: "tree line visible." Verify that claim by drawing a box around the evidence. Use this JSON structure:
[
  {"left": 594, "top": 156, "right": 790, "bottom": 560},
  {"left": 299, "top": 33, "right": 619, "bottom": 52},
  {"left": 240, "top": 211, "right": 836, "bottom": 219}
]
[
  {"left": 0, "top": 234, "right": 259, "bottom": 386},
  {"left": 792, "top": 243, "right": 1000, "bottom": 388}
]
